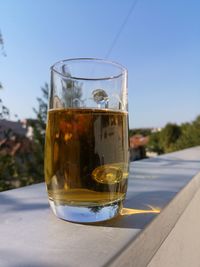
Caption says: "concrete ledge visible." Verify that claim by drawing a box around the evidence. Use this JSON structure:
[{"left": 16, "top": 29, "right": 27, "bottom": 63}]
[
  {"left": 0, "top": 147, "right": 200, "bottom": 267},
  {"left": 148, "top": 182, "right": 200, "bottom": 267},
  {"left": 109, "top": 167, "right": 200, "bottom": 267}
]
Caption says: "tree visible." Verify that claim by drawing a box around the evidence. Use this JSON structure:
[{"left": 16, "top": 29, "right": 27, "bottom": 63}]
[
  {"left": 0, "top": 99, "right": 10, "bottom": 119},
  {"left": 0, "top": 30, "right": 13, "bottom": 191},
  {"left": 27, "top": 83, "right": 49, "bottom": 182},
  {"left": 146, "top": 117, "right": 200, "bottom": 155},
  {"left": 147, "top": 131, "right": 164, "bottom": 155},
  {"left": 160, "top": 123, "right": 182, "bottom": 152},
  {"left": 0, "top": 83, "right": 49, "bottom": 192},
  {"left": 0, "top": 30, "right": 9, "bottom": 119},
  {"left": 0, "top": 131, "right": 35, "bottom": 191},
  {"left": 129, "top": 128, "right": 152, "bottom": 137},
  {"left": 173, "top": 117, "right": 200, "bottom": 150}
]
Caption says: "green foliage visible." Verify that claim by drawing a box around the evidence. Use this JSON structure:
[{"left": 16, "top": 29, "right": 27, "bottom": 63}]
[
  {"left": 172, "top": 117, "right": 200, "bottom": 150},
  {"left": 148, "top": 131, "right": 164, "bottom": 155},
  {"left": 0, "top": 100, "right": 10, "bottom": 119},
  {"left": 129, "top": 128, "right": 152, "bottom": 137},
  {"left": 159, "top": 123, "right": 182, "bottom": 152},
  {"left": 28, "top": 83, "right": 49, "bottom": 182},
  {"left": 0, "top": 135, "right": 35, "bottom": 191},
  {"left": 147, "top": 117, "right": 200, "bottom": 154},
  {"left": 0, "top": 154, "right": 15, "bottom": 191},
  {"left": 0, "top": 83, "right": 48, "bottom": 192}
]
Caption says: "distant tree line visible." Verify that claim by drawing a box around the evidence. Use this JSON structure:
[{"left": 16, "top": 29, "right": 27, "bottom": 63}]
[
  {"left": 147, "top": 117, "right": 200, "bottom": 154},
  {"left": 129, "top": 128, "right": 152, "bottom": 137}
]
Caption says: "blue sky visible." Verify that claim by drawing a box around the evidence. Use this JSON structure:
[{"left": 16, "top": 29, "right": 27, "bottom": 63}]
[{"left": 0, "top": 0, "right": 200, "bottom": 128}]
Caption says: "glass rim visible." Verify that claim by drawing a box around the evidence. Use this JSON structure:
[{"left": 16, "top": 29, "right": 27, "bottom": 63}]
[{"left": 50, "top": 57, "right": 128, "bottom": 81}]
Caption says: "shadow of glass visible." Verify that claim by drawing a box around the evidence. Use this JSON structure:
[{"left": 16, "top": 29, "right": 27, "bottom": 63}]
[{"left": 84, "top": 194, "right": 163, "bottom": 230}]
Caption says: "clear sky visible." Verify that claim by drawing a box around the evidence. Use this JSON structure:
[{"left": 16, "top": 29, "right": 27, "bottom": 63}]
[{"left": 0, "top": 0, "right": 200, "bottom": 128}]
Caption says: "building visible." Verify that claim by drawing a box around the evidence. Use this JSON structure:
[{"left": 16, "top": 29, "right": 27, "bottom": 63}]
[
  {"left": 129, "top": 134, "right": 149, "bottom": 161},
  {"left": 0, "top": 119, "right": 27, "bottom": 139},
  {"left": 0, "top": 119, "right": 33, "bottom": 156}
]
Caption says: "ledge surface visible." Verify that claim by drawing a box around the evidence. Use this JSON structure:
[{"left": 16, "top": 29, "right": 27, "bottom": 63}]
[{"left": 0, "top": 147, "right": 200, "bottom": 267}]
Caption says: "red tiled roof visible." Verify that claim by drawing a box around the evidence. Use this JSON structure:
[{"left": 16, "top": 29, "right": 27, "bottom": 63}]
[{"left": 130, "top": 134, "right": 149, "bottom": 148}]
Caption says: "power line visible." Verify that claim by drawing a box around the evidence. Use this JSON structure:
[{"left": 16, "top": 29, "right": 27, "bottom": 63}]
[{"left": 105, "top": 0, "right": 139, "bottom": 59}]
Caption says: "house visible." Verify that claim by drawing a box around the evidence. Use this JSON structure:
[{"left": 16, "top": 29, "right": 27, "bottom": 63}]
[
  {"left": 129, "top": 134, "right": 149, "bottom": 161},
  {"left": 0, "top": 119, "right": 33, "bottom": 156},
  {"left": 0, "top": 120, "right": 27, "bottom": 139}
]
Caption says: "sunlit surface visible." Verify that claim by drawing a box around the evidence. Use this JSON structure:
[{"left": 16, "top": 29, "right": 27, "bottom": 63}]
[{"left": 120, "top": 205, "right": 160, "bottom": 216}]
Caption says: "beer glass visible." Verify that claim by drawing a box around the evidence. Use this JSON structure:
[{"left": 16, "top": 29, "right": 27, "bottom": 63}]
[{"left": 45, "top": 58, "right": 129, "bottom": 223}]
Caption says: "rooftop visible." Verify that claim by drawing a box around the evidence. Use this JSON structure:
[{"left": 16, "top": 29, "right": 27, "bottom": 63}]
[{"left": 130, "top": 134, "right": 149, "bottom": 148}]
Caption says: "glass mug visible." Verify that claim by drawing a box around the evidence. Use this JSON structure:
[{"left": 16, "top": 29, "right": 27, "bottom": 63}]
[{"left": 45, "top": 58, "right": 129, "bottom": 223}]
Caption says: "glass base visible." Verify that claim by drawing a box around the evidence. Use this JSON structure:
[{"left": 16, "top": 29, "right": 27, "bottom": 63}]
[{"left": 49, "top": 199, "right": 122, "bottom": 223}]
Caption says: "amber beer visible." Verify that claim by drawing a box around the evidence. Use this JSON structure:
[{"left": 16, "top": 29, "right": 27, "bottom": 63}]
[
  {"left": 45, "top": 108, "right": 129, "bottom": 207},
  {"left": 48, "top": 58, "right": 128, "bottom": 222}
]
